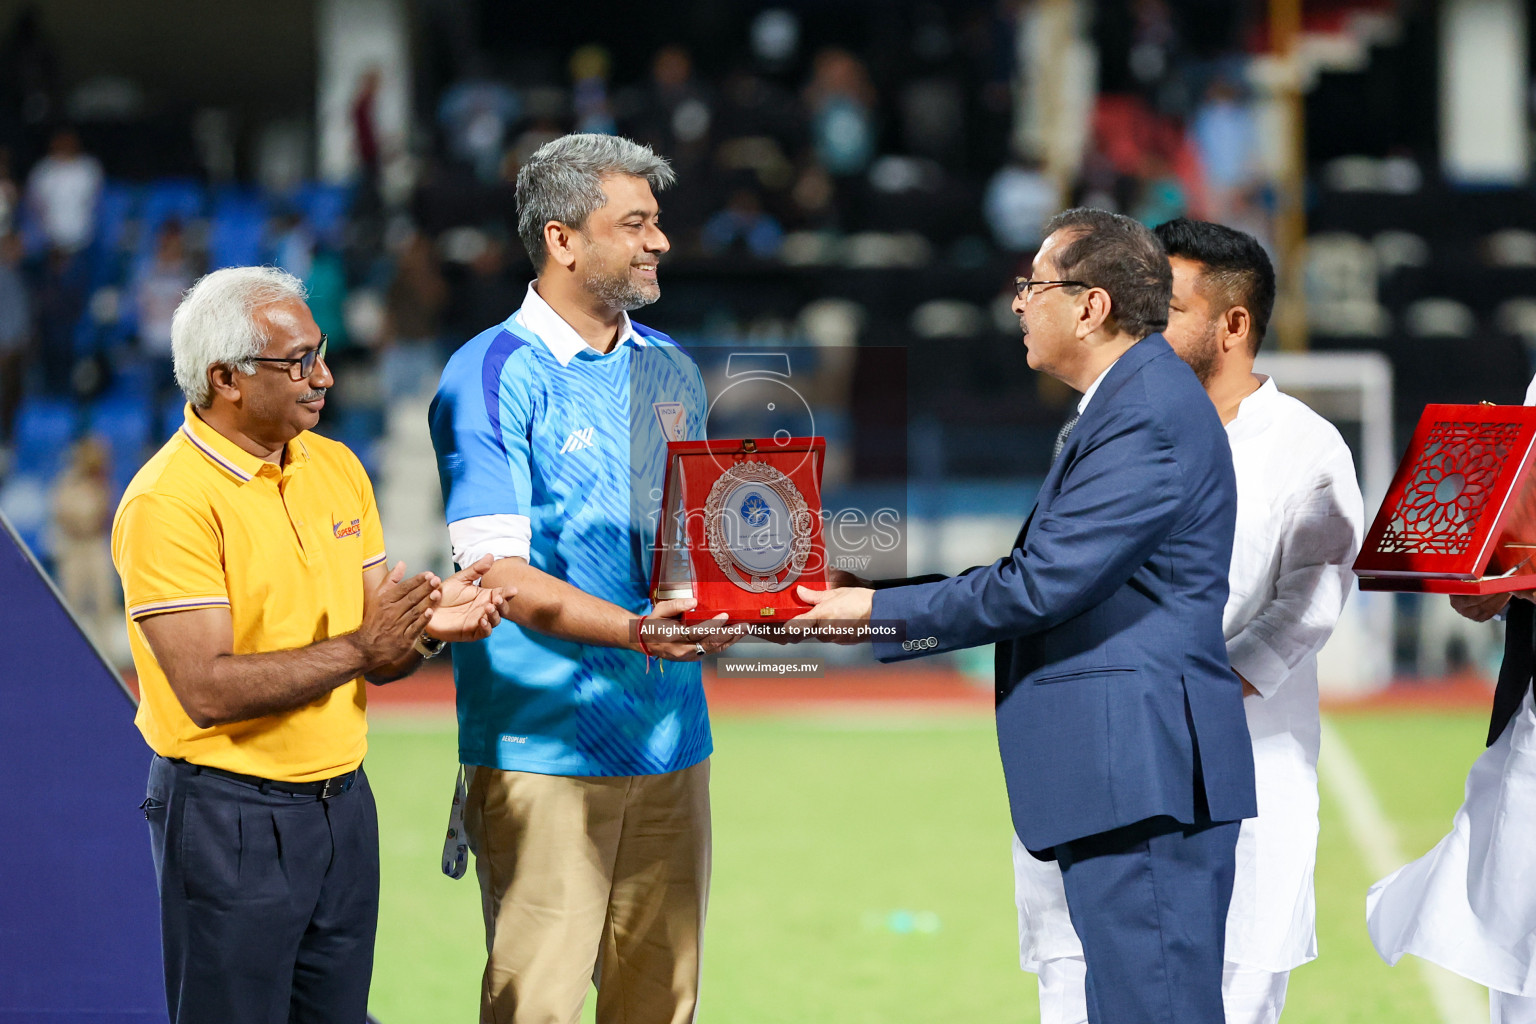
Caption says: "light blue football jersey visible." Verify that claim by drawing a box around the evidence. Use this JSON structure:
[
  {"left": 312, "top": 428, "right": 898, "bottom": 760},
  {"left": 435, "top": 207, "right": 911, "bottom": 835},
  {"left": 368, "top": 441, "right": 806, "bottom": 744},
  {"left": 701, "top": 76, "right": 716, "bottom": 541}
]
[{"left": 429, "top": 297, "right": 711, "bottom": 776}]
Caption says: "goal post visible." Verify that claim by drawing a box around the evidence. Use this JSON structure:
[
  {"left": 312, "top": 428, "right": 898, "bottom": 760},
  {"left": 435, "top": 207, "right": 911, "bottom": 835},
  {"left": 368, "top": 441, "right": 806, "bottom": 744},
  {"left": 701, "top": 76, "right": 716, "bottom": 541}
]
[{"left": 1254, "top": 350, "right": 1395, "bottom": 695}]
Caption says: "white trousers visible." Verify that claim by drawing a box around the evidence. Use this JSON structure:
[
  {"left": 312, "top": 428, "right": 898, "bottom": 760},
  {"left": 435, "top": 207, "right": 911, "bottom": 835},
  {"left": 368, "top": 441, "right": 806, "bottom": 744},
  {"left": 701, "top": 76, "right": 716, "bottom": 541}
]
[{"left": 1035, "top": 955, "right": 1289, "bottom": 1024}]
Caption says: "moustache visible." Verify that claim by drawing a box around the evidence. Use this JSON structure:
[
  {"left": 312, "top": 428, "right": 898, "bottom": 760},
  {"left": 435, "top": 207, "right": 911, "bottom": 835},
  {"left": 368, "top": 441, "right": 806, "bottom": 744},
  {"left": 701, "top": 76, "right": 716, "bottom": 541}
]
[{"left": 300, "top": 387, "right": 328, "bottom": 402}]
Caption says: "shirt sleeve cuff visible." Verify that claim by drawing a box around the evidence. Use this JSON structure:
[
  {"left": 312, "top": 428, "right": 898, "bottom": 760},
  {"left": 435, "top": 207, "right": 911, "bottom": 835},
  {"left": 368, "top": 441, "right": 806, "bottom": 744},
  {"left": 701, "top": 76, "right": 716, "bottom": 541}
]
[
  {"left": 449, "top": 513, "right": 532, "bottom": 566},
  {"left": 1227, "top": 632, "right": 1290, "bottom": 699},
  {"left": 127, "top": 596, "right": 231, "bottom": 620}
]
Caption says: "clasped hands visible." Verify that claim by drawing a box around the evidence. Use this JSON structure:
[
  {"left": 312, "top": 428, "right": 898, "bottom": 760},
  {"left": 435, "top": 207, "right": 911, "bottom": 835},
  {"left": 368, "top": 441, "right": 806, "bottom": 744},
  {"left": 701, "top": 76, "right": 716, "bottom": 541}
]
[{"left": 355, "top": 555, "right": 514, "bottom": 672}]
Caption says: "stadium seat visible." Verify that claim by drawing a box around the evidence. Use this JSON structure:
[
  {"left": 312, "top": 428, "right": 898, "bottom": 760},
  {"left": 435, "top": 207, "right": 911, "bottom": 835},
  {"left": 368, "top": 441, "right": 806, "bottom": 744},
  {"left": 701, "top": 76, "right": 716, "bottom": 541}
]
[
  {"left": 289, "top": 182, "right": 353, "bottom": 242},
  {"left": 1484, "top": 230, "right": 1536, "bottom": 268},
  {"left": 87, "top": 397, "right": 154, "bottom": 492},
  {"left": 136, "top": 178, "right": 206, "bottom": 262},
  {"left": 1404, "top": 298, "right": 1476, "bottom": 338},
  {"left": 208, "top": 188, "right": 270, "bottom": 269},
  {"left": 90, "top": 181, "right": 140, "bottom": 287},
  {"left": 12, "top": 398, "right": 79, "bottom": 478},
  {"left": 0, "top": 473, "right": 53, "bottom": 560}
]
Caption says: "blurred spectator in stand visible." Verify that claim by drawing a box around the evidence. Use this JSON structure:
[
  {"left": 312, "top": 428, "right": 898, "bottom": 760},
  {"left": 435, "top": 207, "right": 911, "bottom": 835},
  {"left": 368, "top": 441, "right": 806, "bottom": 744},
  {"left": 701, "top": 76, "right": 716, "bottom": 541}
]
[
  {"left": 0, "top": 147, "right": 19, "bottom": 236},
  {"left": 25, "top": 127, "right": 103, "bottom": 253},
  {"left": 804, "top": 49, "right": 877, "bottom": 179},
  {"left": 1191, "top": 78, "right": 1259, "bottom": 225},
  {"left": 131, "top": 220, "right": 193, "bottom": 415},
  {"left": 382, "top": 231, "right": 447, "bottom": 399},
  {"left": 984, "top": 155, "right": 1057, "bottom": 252},
  {"left": 351, "top": 65, "right": 384, "bottom": 215},
  {"left": 35, "top": 245, "right": 88, "bottom": 394},
  {"left": 509, "top": 117, "right": 563, "bottom": 174},
  {"left": 305, "top": 243, "right": 350, "bottom": 349},
  {"left": 1, "top": 7, "right": 61, "bottom": 126},
  {"left": 625, "top": 46, "right": 712, "bottom": 165},
  {"left": 571, "top": 45, "right": 618, "bottom": 136},
  {"left": 0, "top": 232, "right": 30, "bottom": 461},
  {"left": 1132, "top": 153, "right": 1190, "bottom": 227},
  {"left": 439, "top": 71, "right": 521, "bottom": 184},
  {"left": 788, "top": 163, "right": 837, "bottom": 229},
  {"left": 51, "top": 436, "right": 119, "bottom": 647},
  {"left": 448, "top": 233, "right": 520, "bottom": 340},
  {"left": 702, "top": 187, "right": 784, "bottom": 259},
  {"left": 1128, "top": 0, "right": 1180, "bottom": 113},
  {"left": 272, "top": 211, "right": 315, "bottom": 281}
]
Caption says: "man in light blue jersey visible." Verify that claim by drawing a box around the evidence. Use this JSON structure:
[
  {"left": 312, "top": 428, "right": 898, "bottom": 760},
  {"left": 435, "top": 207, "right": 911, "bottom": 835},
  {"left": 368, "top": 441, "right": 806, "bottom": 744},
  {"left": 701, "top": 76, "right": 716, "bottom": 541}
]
[{"left": 429, "top": 133, "right": 731, "bottom": 1024}]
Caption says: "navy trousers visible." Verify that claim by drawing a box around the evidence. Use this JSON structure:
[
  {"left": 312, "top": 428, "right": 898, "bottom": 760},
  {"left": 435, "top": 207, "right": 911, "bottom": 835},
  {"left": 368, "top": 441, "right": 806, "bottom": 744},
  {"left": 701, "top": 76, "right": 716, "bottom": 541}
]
[
  {"left": 1056, "top": 815, "right": 1240, "bottom": 1024},
  {"left": 143, "top": 755, "right": 380, "bottom": 1024}
]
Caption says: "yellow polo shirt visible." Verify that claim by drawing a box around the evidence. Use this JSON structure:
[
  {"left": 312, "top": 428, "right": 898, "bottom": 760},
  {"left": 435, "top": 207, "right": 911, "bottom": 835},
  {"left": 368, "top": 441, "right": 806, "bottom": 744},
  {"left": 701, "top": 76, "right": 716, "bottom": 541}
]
[{"left": 111, "top": 406, "right": 388, "bottom": 782}]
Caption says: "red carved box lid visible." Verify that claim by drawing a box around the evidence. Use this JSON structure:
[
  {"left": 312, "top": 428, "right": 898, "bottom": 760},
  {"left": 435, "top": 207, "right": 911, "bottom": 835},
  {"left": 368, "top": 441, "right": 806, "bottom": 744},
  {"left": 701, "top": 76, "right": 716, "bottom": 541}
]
[{"left": 1355, "top": 404, "right": 1536, "bottom": 591}]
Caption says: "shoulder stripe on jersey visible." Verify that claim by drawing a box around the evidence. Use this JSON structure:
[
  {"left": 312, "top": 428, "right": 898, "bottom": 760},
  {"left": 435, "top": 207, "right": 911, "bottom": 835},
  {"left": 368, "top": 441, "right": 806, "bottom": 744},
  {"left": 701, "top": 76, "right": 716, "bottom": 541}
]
[{"left": 481, "top": 328, "right": 530, "bottom": 457}]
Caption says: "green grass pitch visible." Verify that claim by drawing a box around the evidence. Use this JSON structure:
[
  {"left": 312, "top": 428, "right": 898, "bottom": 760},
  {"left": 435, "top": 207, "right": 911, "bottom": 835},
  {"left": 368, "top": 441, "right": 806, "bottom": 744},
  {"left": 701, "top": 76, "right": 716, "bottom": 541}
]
[{"left": 365, "top": 708, "right": 1490, "bottom": 1023}]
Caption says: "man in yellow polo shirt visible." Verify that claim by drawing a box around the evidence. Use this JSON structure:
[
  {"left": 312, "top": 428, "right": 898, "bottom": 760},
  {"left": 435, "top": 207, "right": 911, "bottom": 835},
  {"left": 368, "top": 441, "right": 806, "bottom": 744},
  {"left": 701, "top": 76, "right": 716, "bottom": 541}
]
[{"left": 111, "top": 266, "right": 507, "bottom": 1024}]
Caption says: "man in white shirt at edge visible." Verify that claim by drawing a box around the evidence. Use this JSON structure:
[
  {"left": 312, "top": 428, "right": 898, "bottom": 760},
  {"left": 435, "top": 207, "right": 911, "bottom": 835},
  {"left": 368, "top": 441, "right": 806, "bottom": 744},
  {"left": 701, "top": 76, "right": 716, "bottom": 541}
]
[
  {"left": 1011, "top": 218, "right": 1365, "bottom": 1024},
  {"left": 1364, "top": 374, "right": 1536, "bottom": 1024}
]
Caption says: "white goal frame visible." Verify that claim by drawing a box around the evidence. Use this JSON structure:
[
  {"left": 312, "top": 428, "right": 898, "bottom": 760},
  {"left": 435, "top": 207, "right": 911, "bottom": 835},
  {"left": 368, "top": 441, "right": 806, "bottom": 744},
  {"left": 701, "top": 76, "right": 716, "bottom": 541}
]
[{"left": 1254, "top": 350, "right": 1395, "bottom": 694}]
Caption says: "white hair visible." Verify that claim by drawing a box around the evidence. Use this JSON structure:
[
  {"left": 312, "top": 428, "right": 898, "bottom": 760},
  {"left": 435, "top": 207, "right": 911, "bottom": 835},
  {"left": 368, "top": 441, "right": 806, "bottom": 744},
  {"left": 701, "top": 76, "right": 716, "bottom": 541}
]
[
  {"left": 515, "top": 133, "right": 676, "bottom": 272},
  {"left": 171, "top": 266, "right": 309, "bottom": 408}
]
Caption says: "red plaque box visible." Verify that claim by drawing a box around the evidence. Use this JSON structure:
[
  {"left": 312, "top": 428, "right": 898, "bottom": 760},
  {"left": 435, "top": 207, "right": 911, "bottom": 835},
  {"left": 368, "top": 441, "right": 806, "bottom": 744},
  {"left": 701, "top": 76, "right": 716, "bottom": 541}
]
[
  {"left": 649, "top": 436, "right": 827, "bottom": 623},
  {"left": 1355, "top": 403, "right": 1536, "bottom": 594}
]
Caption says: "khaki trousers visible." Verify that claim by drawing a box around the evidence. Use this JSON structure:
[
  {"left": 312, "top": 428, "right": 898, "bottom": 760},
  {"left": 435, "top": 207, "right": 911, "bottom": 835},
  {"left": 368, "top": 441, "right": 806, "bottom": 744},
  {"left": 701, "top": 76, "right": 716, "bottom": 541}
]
[{"left": 464, "top": 760, "right": 710, "bottom": 1024}]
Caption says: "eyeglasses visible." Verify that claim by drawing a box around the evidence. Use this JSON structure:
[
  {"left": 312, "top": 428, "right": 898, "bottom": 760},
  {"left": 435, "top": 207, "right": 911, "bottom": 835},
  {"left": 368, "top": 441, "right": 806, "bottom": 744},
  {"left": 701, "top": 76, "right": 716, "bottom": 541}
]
[
  {"left": 1014, "top": 278, "right": 1089, "bottom": 299},
  {"left": 250, "top": 335, "right": 328, "bottom": 381}
]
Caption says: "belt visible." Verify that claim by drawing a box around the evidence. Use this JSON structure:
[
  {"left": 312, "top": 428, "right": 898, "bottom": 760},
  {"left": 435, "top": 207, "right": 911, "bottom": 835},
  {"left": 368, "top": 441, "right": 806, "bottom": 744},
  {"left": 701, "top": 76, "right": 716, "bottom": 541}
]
[{"left": 171, "top": 758, "right": 360, "bottom": 800}]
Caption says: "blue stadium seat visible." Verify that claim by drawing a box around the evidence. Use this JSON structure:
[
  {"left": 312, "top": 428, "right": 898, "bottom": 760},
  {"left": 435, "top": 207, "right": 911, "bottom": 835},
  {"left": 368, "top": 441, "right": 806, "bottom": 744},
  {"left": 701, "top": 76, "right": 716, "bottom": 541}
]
[
  {"left": 137, "top": 178, "right": 206, "bottom": 262},
  {"left": 159, "top": 393, "right": 186, "bottom": 438},
  {"left": 87, "top": 397, "right": 154, "bottom": 489},
  {"left": 289, "top": 182, "right": 353, "bottom": 242},
  {"left": 0, "top": 473, "right": 53, "bottom": 560},
  {"left": 89, "top": 181, "right": 140, "bottom": 287},
  {"left": 208, "top": 189, "right": 270, "bottom": 269},
  {"left": 12, "top": 398, "right": 78, "bottom": 479},
  {"left": 95, "top": 181, "right": 138, "bottom": 256}
]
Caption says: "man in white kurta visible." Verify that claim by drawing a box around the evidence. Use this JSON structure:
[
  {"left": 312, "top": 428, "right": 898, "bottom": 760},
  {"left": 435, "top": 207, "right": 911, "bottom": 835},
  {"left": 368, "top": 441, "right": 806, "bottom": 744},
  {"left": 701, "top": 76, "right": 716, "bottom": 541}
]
[
  {"left": 1012, "top": 218, "right": 1364, "bottom": 1024},
  {"left": 1365, "top": 373, "right": 1536, "bottom": 1024}
]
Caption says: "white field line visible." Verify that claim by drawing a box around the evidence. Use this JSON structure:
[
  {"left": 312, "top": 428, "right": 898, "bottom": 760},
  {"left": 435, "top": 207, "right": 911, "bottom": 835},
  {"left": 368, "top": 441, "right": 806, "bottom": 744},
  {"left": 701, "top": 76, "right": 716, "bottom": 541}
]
[{"left": 1318, "top": 717, "right": 1488, "bottom": 1024}]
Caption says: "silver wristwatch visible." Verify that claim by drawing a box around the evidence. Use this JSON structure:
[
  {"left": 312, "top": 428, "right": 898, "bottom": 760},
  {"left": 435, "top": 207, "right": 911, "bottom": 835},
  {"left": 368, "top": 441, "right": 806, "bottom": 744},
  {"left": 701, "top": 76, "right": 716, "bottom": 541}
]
[{"left": 413, "top": 632, "right": 447, "bottom": 659}]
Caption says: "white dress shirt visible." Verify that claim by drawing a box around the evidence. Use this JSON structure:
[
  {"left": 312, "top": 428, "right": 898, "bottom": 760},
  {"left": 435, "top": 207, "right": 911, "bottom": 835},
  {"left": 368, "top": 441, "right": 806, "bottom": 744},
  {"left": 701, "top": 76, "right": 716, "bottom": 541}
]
[
  {"left": 1015, "top": 374, "right": 1365, "bottom": 973},
  {"left": 1367, "top": 376, "right": 1536, "bottom": 996}
]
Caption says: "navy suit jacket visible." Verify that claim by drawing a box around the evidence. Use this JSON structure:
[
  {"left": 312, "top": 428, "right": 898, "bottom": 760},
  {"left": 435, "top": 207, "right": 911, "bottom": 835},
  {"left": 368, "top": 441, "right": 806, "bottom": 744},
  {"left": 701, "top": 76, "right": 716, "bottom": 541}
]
[{"left": 872, "top": 335, "right": 1257, "bottom": 853}]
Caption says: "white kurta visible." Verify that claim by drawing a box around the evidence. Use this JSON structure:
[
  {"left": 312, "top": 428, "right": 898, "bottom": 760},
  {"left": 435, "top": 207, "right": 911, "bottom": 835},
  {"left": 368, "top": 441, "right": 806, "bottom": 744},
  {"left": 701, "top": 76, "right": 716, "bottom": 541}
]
[
  {"left": 1015, "top": 375, "right": 1365, "bottom": 973},
  {"left": 1367, "top": 689, "right": 1536, "bottom": 995},
  {"left": 1366, "top": 376, "right": 1536, "bottom": 996}
]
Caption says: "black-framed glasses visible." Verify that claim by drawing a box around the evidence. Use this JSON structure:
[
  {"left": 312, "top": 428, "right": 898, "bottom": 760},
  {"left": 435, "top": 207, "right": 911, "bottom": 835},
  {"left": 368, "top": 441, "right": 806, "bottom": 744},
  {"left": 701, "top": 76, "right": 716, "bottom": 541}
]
[
  {"left": 250, "top": 334, "right": 328, "bottom": 381},
  {"left": 1014, "top": 278, "right": 1089, "bottom": 299}
]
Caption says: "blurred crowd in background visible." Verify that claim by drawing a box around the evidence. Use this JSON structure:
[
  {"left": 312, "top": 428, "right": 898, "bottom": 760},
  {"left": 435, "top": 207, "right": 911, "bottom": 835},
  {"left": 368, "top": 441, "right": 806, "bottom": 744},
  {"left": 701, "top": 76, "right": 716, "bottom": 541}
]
[{"left": 1, "top": 0, "right": 1534, "bottom": 672}]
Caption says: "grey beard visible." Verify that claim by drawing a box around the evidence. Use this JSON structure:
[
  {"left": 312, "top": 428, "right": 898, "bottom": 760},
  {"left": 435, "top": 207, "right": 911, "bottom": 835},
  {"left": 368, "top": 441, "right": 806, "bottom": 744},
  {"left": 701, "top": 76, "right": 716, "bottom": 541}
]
[{"left": 584, "top": 266, "right": 659, "bottom": 313}]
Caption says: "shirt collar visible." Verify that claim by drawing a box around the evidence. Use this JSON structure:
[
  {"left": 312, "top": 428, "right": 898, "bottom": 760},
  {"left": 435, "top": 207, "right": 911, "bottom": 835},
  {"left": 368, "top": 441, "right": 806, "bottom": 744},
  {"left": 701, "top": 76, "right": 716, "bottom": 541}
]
[
  {"left": 1226, "top": 374, "right": 1277, "bottom": 436},
  {"left": 511, "top": 281, "right": 643, "bottom": 367},
  {"left": 179, "top": 405, "right": 310, "bottom": 484},
  {"left": 1076, "top": 356, "right": 1121, "bottom": 415}
]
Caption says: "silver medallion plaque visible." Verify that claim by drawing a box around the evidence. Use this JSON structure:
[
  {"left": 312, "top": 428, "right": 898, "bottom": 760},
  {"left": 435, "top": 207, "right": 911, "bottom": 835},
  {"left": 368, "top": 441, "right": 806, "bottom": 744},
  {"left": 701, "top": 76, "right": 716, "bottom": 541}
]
[{"left": 704, "top": 461, "right": 813, "bottom": 592}]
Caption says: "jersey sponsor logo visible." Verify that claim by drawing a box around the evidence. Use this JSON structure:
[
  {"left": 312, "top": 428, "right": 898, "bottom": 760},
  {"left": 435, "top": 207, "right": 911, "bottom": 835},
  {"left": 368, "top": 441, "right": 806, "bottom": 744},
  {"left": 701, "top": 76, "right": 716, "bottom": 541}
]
[
  {"left": 558, "top": 426, "right": 596, "bottom": 454},
  {"left": 332, "top": 517, "right": 362, "bottom": 539},
  {"left": 653, "top": 401, "right": 687, "bottom": 442}
]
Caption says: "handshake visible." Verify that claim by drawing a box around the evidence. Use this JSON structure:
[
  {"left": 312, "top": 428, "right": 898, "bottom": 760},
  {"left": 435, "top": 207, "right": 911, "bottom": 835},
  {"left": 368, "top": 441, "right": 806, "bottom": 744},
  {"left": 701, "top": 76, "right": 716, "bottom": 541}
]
[{"left": 635, "top": 569, "right": 887, "bottom": 658}]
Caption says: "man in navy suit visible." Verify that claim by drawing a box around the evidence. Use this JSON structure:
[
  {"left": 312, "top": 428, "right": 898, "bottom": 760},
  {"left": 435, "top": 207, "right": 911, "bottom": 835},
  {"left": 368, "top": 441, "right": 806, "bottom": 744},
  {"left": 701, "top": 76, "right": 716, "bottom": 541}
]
[{"left": 797, "top": 208, "right": 1257, "bottom": 1024}]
